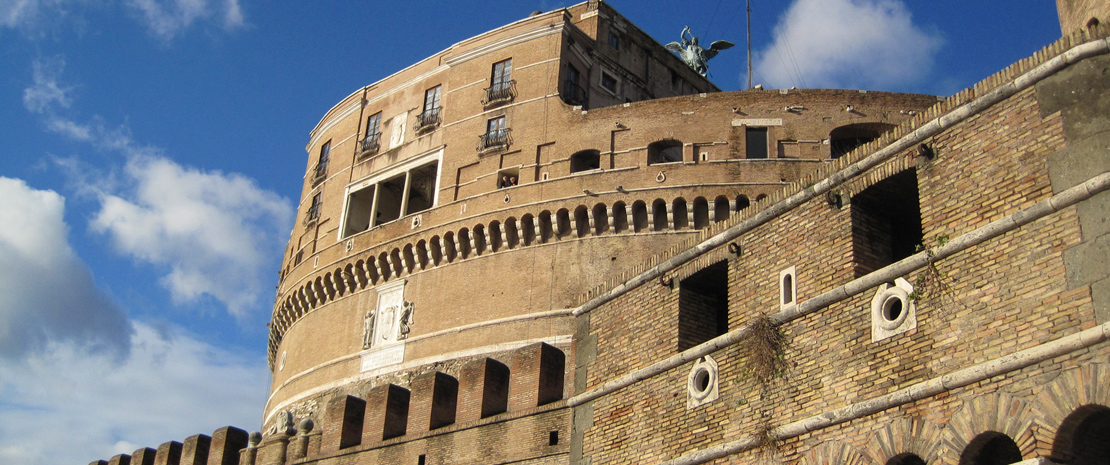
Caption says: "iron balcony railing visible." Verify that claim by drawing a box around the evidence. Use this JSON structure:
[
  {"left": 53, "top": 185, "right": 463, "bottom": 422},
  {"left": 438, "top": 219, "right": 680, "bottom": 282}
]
[
  {"left": 482, "top": 80, "right": 516, "bottom": 106},
  {"left": 414, "top": 106, "right": 442, "bottom": 132},
  {"left": 360, "top": 131, "right": 382, "bottom": 155},
  {"left": 311, "top": 161, "right": 328, "bottom": 185},
  {"left": 561, "top": 80, "right": 587, "bottom": 106},
  {"left": 477, "top": 128, "right": 512, "bottom": 152}
]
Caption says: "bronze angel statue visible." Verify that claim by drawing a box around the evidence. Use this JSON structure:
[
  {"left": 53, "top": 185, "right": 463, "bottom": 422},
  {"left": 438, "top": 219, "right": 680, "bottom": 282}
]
[{"left": 665, "top": 26, "right": 735, "bottom": 77}]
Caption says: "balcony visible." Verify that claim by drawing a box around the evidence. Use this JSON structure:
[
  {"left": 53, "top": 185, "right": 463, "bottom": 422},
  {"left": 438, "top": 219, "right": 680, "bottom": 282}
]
[
  {"left": 311, "top": 162, "right": 328, "bottom": 186},
  {"left": 561, "top": 80, "right": 587, "bottom": 107},
  {"left": 482, "top": 80, "right": 516, "bottom": 106},
  {"left": 477, "top": 128, "right": 512, "bottom": 152},
  {"left": 414, "top": 107, "right": 442, "bottom": 133},
  {"left": 360, "top": 132, "right": 382, "bottom": 157}
]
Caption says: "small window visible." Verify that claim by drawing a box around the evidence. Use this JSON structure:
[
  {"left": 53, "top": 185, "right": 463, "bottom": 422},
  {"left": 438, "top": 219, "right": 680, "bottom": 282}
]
[
  {"left": 600, "top": 71, "right": 619, "bottom": 94},
  {"left": 607, "top": 31, "right": 620, "bottom": 50},
  {"left": 497, "top": 167, "right": 519, "bottom": 189},
  {"left": 570, "top": 150, "right": 601, "bottom": 173},
  {"left": 314, "top": 140, "right": 331, "bottom": 181},
  {"left": 678, "top": 261, "right": 729, "bottom": 350},
  {"left": 851, "top": 169, "right": 923, "bottom": 277},
  {"left": 779, "top": 266, "right": 796, "bottom": 309},
  {"left": 746, "top": 128, "right": 768, "bottom": 159},
  {"left": 548, "top": 431, "right": 559, "bottom": 446}
]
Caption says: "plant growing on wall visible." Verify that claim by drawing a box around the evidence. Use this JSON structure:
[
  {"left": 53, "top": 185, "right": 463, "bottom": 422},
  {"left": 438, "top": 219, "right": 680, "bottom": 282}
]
[
  {"left": 909, "top": 233, "right": 954, "bottom": 303},
  {"left": 738, "top": 313, "right": 789, "bottom": 456}
]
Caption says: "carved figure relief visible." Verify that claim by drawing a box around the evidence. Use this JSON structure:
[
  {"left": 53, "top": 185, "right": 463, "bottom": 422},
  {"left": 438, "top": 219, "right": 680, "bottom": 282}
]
[
  {"left": 398, "top": 301, "right": 414, "bottom": 339},
  {"left": 362, "top": 310, "right": 376, "bottom": 349}
]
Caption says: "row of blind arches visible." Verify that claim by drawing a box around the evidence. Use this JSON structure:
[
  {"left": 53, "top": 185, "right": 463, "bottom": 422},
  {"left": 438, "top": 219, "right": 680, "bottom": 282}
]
[{"left": 272, "top": 194, "right": 764, "bottom": 343}]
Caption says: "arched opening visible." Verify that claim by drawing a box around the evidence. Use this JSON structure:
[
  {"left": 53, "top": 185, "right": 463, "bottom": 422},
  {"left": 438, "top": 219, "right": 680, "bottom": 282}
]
[
  {"left": 322, "top": 273, "right": 336, "bottom": 300},
  {"left": 443, "top": 232, "right": 457, "bottom": 262},
  {"left": 592, "top": 204, "right": 609, "bottom": 235},
  {"left": 885, "top": 453, "right": 926, "bottom": 465},
  {"left": 488, "top": 221, "right": 502, "bottom": 252},
  {"left": 556, "top": 209, "right": 572, "bottom": 238},
  {"left": 631, "top": 201, "right": 649, "bottom": 232},
  {"left": 570, "top": 149, "right": 601, "bottom": 173},
  {"left": 1051, "top": 404, "right": 1110, "bottom": 465},
  {"left": 402, "top": 245, "right": 416, "bottom": 274},
  {"left": 736, "top": 195, "right": 750, "bottom": 211},
  {"left": 378, "top": 253, "right": 392, "bottom": 280},
  {"left": 538, "top": 211, "right": 553, "bottom": 243},
  {"left": 458, "top": 229, "right": 472, "bottom": 258},
  {"left": 612, "top": 202, "right": 628, "bottom": 233},
  {"left": 521, "top": 214, "right": 536, "bottom": 245},
  {"left": 429, "top": 236, "right": 444, "bottom": 265},
  {"left": 652, "top": 199, "right": 668, "bottom": 231},
  {"left": 574, "top": 206, "right": 590, "bottom": 237},
  {"left": 958, "top": 431, "right": 1022, "bottom": 465},
  {"left": 332, "top": 268, "right": 346, "bottom": 296},
  {"left": 672, "top": 198, "right": 689, "bottom": 230},
  {"left": 755, "top": 194, "right": 767, "bottom": 202},
  {"left": 713, "top": 196, "right": 730, "bottom": 222},
  {"left": 473, "top": 224, "right": 487, "bottom": 255},
  {"left": 648, "top": 139, "right": 683, "bottom": 165},
  {"left": 830, "top": 123, "right": 896, "bottom": 159},
  {"left": 504, "top": 218, "right": 519, "bottom": 249},
  {"left": 692, "top": 197, "right": 709, "bottom": 228},
  {"left": 415, "top": 241, "right": 429, "bottom": 270}
]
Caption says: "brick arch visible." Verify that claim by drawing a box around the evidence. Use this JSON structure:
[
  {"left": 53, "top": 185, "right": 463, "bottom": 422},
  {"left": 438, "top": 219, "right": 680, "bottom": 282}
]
[
  {"left": 1033, "top": 363, "right": 1110, "bottom": 456},
  {"left": 800, "top": 441, "right": 874, "bottom": 465},
  {"left": 939, "top": 392, "right": 1038, "bottom": 464},
  {"left": 864, "top": 417, "right": 944, "bottom": 465}
]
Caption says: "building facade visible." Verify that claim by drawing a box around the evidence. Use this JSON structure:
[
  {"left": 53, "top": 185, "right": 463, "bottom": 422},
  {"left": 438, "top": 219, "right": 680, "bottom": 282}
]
[{"left": 90, "top": 2, "right": 1110, "bottom": 465}]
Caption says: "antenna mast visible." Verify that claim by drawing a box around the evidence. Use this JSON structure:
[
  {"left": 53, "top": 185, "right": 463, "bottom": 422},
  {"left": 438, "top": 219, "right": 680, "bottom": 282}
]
[{"left": 747, "top": 0, "right": 753, "bottom": 89}]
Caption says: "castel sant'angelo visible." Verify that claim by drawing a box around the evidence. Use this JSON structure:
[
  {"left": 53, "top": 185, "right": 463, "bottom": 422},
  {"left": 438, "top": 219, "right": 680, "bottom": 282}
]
[{"left": 91, "top": 1, "right": 1110, "bottom": 464}]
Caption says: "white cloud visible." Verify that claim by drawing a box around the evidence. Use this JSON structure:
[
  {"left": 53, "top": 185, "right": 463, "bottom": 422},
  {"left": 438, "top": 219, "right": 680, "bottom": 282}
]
[
  {"left": 127, "top": 0, "right": 244, "bottom": 40},
  {"left": 22, "top": 55, "right": 72, "bottom": 114},
  {"left": 1, "top": 0, "right": 243, "bottom": 39},
  {"left": 0, "top": 321, "right": 268, "bottom": 465},
  {"left": 91, "top": 155, "right": 293, "bottom": 317},
  {"left": 753, "top": 0, "right": 943, "bottom": 90},
  {"left": 0, "top": 177, "right": 131, "bottom": 359}
]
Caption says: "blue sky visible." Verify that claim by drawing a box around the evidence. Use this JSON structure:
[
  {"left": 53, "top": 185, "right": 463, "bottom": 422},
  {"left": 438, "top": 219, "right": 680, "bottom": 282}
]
[{"left": 0, "top": 0, "right": 1060, "bottom": 462}]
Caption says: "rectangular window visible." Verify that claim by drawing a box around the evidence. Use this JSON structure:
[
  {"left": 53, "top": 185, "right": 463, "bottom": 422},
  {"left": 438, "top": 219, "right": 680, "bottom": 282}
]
[
  {"left": 417, "top": 86, "right": 442, "bottom": 131},
  {"left": 678, "top": 261, "right": 729, "bottom": 350},
  {"left": 608, "top": 31, "right": 620, "bottom": 50},
  {"left": 306, "top": 192, "right": 322, "bottom": 225},
  {"left": 562, "top": 64, "right": 586, "bottom": 106},
  {"left": 600, "top": 71, "right": 618, "bottom": 94},
  {"left": 362, "top": 112, "right": 382, "bottom": 153},
  {"left": 491, "top": 59, "right": 512, "bottom": 91},
  {"left": 480, "top": 116, "right": 510, "bottom": 151},
  {"left": 314, "top": 140, "right": 331, "bottom": 181},
  {"left": 745, "top": 127, "right": 768, "bottom": 159}
]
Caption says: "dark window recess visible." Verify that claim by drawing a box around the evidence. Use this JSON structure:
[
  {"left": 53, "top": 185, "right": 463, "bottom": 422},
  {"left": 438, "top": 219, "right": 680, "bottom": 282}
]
[
  {"left": 343, "top": 186, "right": 375, "bottom": 237},
  {"left": 678, "top": 260, "right": 729, "bottom": 350},
  {"left": 549, "top": 431, "right": 559, "bottom": 446},
  {"left": 746, "top": 127, "right": 768, "bottom": 159},
  {"left": 600, "top": 72, "right": 618, "bottom": 93},
  {"left": 570, "top": 150, "right": 601, "bottom": 173},
  {"left": 417, "top": 455, "right": 426, "bottom": 465},
  {"left": 608, "top": 31, "right": 620, "bottom": 50},
  {"left": 405, "top": 163, "right": 437, "bottom": 215},
  {"left": 885, "top": 453, "right": 926, "bottom": 465},
  {"left": 851, "top": 169, "right": 923, "bottom": 277},
  {"left": 830, "top": 123, "right": 896, "bottom": 159},
  {"left": 374, "top": 174, "right": 407, "bottom": 225},
  {"left": 648, "top": 140, "right": 683, "bottom": 164}
]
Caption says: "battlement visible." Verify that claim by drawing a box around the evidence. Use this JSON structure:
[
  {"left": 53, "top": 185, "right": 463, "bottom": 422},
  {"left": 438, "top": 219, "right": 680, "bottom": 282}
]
[{"left": 88, "top": 426, "right": 248, "bottom": 465}]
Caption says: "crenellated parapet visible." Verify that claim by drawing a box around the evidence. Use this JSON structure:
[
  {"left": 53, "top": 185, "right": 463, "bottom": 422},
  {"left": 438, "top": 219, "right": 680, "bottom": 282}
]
[{"left": 88, "top": 426, "right": 248, "bottom": 465}]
